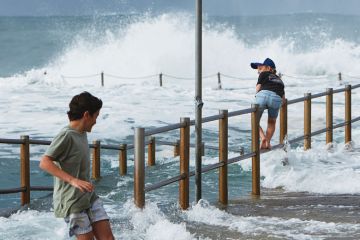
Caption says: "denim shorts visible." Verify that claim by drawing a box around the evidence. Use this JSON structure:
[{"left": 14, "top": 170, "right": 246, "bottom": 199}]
[
  {"left": 64, "top": 198, "right": 110, "bottom": 237},
  {"left": 255, "top": 90, "right": 283, "bottom": 119}
]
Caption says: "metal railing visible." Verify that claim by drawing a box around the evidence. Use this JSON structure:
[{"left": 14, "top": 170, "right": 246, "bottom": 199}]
[
  {"left": 1, "top": 84, "right": 360, "bottom": 208},
  {"left": 133, "top": 84, "right": 360, "bottom": 209}
]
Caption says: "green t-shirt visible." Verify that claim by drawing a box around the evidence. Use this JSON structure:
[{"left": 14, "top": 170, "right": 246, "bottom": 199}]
[{"left": 45, "top": 125, "right": 98, "bottom": 218}]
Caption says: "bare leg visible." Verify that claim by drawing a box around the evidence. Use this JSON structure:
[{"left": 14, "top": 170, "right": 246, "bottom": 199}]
[
  {"left": 92, "top": 220, "right": 115, "bottom": 240},
  {"left": 259, "top": 126, "right": 267, "bottom": 149},
  {"left": 76, "top": 232, "right": 94, "bottom": 240},
  {"left": 265, "top": 118, "right": 277, "bottom": 149}
]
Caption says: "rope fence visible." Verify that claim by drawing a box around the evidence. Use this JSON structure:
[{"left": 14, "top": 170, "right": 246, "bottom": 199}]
[{"left": 58, "top": 71, "right": 350, "bottom": 88}]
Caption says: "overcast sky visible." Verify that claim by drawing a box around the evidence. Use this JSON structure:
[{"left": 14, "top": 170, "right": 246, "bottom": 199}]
[{"left": 1, "top": 0, "right": 360, "bottom": 16}]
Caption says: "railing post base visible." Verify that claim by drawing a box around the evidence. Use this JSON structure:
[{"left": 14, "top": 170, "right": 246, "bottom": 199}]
[
  {"left": 134, "top": 128, "right": 145, "bottom": 209},
  {"left": 179, "top": 118, "right": 190, "bottom": 210},
  {"left": 251, "top": 105, "right": 260, "bottom": 196},
  {"left": 119, "top": 144, "right": 127, "bottom": 176},
  {"left": 92, "top": 140, "right": 101, "bottom": 180},
  {"left": 219, "top": 110, "right": 228, "bottom": 205},
  {"left": 345, "top": 85, "right": 352, "bottom": 144},
  {"left": 21, "top": 135, "right": 30, "bottom": 206},
  {"left": 304, "top": 93, "right": 312, "bottom": 150}
]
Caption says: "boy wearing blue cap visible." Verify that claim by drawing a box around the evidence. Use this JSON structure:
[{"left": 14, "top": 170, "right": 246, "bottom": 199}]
[{"left": 251, "top": 58, "right": 285, "bottom": 149}]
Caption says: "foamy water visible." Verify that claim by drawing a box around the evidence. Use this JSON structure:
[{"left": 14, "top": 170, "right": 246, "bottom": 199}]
[{"left": 1, "top": 13, "right": 360, "bottom": 239}]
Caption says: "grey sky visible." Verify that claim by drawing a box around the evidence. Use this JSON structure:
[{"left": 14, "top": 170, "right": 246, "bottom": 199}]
[{"left": 1, "top": 0, "right": 360, "bottom": 16}]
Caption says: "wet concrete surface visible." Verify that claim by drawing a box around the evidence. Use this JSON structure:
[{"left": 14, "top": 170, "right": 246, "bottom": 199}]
[
  {"left": 227, "top": 189, "right": 360, "bottom": 224},
  {"left": 186, "top": 188, "right": 360, "bottom": 240}
]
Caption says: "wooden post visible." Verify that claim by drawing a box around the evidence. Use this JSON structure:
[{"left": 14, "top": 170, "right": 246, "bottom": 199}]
[
  {"left": 304, "top": 93, "right": 312, "bottom": 150},
  {"left": 201, "top": 142, "right": 205, "bottom": 156},
  {"left": 345, "top": 85, "right": 352, "bottom": 144},
  {"left": 101, "top": 72, "right": 104, "bottom": 87},
  {"left": 92, "top": 140, "right": 101, "bottom": 180},
  {"left": 326, "top": 88, "right": 333, "bottom": 145},
  {"left": 219, "top": 110, "right": 228, "bottom": 205},
  {"left": 217, "top": 72, "right": 222, "bottom": 89},
  {"left": 279, "top": 98, "right": 288, "bottom": 144},
  {"left": 251, "top": 104, "right": 260, "bottom": 196},
  {"left": 119, "top": 144, "right": 127, "bottom": 175},
  {"left": 134, "top": 128, "right": 145, "bottom": 208},
  {"left": 159, "top": 73, "right": 163, "bottom": 87},
  {"left": 179, "top": 118, "right": 190, "bottom": 210},
  {"left": 174, "top": 140, "right": 180, "bottom": 157},
  {"left": 148, "top": 137, "right": 156, "bottom": 166},
  {"left": 20, "top": 135, "right": 30, "bottom": 206}
]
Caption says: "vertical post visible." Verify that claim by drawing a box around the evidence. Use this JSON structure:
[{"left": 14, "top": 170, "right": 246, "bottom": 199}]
[
  {"left": 345, "top": 85, "right": 352, "bottom": 144},
  {"left": 251, "top": 104, "right": 260, "bottom": 196},
  {"left": 179, "top": 118, "right": 190, "bottom": 210},
  {"left": 338, "top": 72, "right": 342, "bottom": 84},
  {"left": 92, "top": 140, "right": 101, "bottom": 180},
  {"left": 159, "top": 73, "right": 163, "bottom": 87},
  {"left": 101, "top": 72, "right": 104, "bottom": 87},
  {"left": 219, "top": 110, "right": 228, "bottom": 205},
  {"left": 326, "top": 88, "right": 333, "bottom": 145},
  {"left": 134, "top": 128, "right": 145, "bottom": 208},
  {"left": 304, "top": 93, "right": 312, "bottom": 150},
  {"left": 279, "top": 98, "right": 288, "bottom": 144},
  {"left": 147, "top": 137, "right": 156, "bottom": 166},
  {"left": 119, "top": 144, "right": 127, "bottom": 175},
  {"left": 174, "top": 140, "right": 180, "bottom": 157},
  {"left": 20, "top": 135, "right": 30, "bottom": 206},
  {"left": 195, "top": 0, "right": 203, "bottom": 203},
  {"left": 217, "top": 72, "right": 222, "bottom": 89}
]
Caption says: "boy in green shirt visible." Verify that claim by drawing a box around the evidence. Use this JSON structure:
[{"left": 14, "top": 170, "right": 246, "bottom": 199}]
[{"left": 40, "top": 92, "right": 114, "bottom": 240}]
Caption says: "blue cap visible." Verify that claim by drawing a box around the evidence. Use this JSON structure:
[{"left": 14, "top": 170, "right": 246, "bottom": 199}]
[{"left": 250, "top": 58, "right": 276, "bottom": 69}]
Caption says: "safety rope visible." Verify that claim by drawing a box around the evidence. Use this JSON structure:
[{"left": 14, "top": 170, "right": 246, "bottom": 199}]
[{"left": 59, "top": 72, "right": 353, "bottom": 81}]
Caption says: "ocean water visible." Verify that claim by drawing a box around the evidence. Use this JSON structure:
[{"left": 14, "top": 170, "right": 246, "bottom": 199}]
[{"left": 0, "top": 13, "right": 360, "bottom": 239}]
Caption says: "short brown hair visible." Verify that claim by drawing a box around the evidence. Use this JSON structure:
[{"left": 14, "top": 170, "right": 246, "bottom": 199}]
[{"left": 67, "top": 92, "right": 102, "bottom": 121}]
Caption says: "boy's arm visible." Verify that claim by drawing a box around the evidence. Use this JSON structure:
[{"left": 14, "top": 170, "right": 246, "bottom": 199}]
[{"left": 39, "top": 155, "right": 94, "bottom": 193}]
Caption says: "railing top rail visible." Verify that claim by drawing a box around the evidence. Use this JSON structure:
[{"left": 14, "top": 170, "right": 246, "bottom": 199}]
[
  {"left": 311, "top": 92, "right": 328, "bottom": 99},
  {"left": 287, "top": 96, "right": 307, "bottom": 105},
  {"left": 333, "top": 87, "right": 347, "bottom": 94},
  {"left": 228, "top": 107, "right": 255, "bottom": 118},
  {"left": 352, "top": 83, "right": 360, "bottom": 89},
  {"left": 287, "top": 84, "right": 359, "bottom": 105},
  {"left": 0, "top": 138, "right": 25, "bottom": 144},
  {"left": 29, "top": 139, "right": 51, "bottom": 145},
  {"left": 145, "top": 123, "right": 184, "bottom": 136},
  {"left": 0, "top": 187, "right": 26, "bottom": 194}
]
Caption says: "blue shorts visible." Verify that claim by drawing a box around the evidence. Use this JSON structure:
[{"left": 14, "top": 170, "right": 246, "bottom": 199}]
[
  {"left": 64, "top": 198, "right": 110, "bottom": 237},
  {"left": 255, "top": 90, "right": 282, "bottom": 119}
]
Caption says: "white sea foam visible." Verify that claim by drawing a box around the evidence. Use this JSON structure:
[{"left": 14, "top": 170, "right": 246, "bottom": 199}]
[
  {"left": 0, "top": 13, "right": 360, "bottom": 194},
  {"left": 257, "top": 141, "right": 360, "bottom": 194},
  {"left": 1, "top": 13, "right": 360, "bottom": 240},
  {"left": 0, "top": 210, "right": 67, "bottom": 239},
  {"left": 120, "top": 200, "right": 195, "bottom": 240}
]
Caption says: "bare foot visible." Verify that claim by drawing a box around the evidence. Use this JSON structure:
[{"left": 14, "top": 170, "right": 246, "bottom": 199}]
[
  {"left": 260, "top": 139, "right": 267, "bottom": 149},
  {"left": 266, "top": 140, "right": 272, "bottom": 149}
]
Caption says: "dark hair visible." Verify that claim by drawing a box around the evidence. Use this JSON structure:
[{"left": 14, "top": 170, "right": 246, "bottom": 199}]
[
  {"left": 270, "top": 67, "right": 277, "bottom": 74},
  {"left": 67, "top": 92, "right": 102, "bottom": 121}
]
